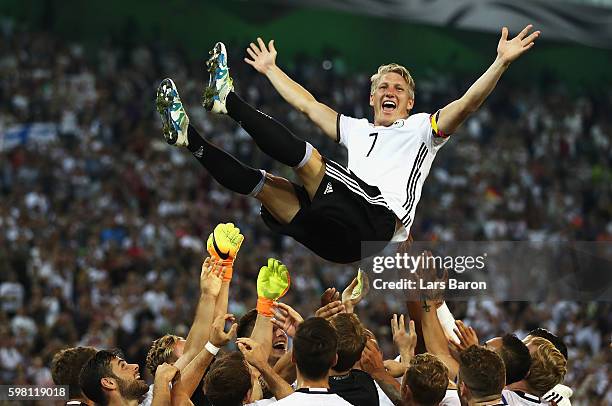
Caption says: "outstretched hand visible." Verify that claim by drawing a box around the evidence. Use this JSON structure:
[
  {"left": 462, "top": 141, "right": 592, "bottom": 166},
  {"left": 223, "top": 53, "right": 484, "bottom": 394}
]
[
  {"left": 342, "top": 269, "right": 369, "bottom": 313},
  {"left": 497, "top": 25, "right": 540, "bottom": 65},
  {"left": 209, "top": 313, "right": 238, "bottom": 347},
  {"left": 448, "top": 320, "right": 479, "bottom": 358},
  {"left": 244, "top": 37, "right": 277, "bottom": 74},
  {"left": 200, "top": 257, "right": 224, "bottom": 297},
  {"left": 271, "top": 302, "right": 304, "bottom": 338},
  {"left": 391, "top": 314, "right": 417, "bottom": 360}
]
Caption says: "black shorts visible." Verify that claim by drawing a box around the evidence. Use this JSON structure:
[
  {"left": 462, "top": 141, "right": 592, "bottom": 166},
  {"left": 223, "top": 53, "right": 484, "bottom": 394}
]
[{"left": 261, "top": 158, "right": 396, "bottom": 263}]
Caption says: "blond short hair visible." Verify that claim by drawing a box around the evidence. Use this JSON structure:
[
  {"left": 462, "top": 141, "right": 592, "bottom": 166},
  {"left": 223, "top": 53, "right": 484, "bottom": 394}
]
[
  {"left": 146, "top": 334, "right": 182, "bottom": 375},
  {"left": 404, "top": 353, "right": 449, "bottom": 405},
  {"left": 370, "top": 63, "right": 415, "bottom": 99},
  {"left": 526, "top": 337, "right": 567, "bottom": 396}
]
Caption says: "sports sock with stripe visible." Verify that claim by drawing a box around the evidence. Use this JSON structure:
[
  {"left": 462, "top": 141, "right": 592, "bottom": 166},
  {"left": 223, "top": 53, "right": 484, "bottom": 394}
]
[
  {"left": 226, "top": 92, "right": 309, "bottom": 168},
  {"left": 186, "top": 125, "right": 265, "bottom": 196}
]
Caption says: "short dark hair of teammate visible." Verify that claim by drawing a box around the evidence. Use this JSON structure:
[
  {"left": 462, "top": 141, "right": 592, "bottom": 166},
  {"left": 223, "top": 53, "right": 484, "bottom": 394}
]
[
  {"left": 486, "top": 334, "right": 531, "bottom": 384},
  {"left": 51, "top": 346, "right": 97, "bottom": 400},
  {"left": 527, "top": 328, "right": 568, "bottom": 360},
  {"left": 145, "top": 334, "right": 184, "bottom": 375},
  {"left": 458, "top": 346, "right": 505, "bottom": 401},
  {"left": 401, "top": 353, "right": 449, "bottom": 406},
  {"left": 204, "top": 351, "right": 252, "bottom": 406},
  {"left": 329, "top": 313, "right": 366, "bottom": 372},
  {"left": 237, "top": 308, "right": 258, "bottom": 338},
  {"left": 293, "top": 317, "right": 338, "bottom": 380},
  {"left": 79, "top": 349, "right": 148, "bottom": 406}
]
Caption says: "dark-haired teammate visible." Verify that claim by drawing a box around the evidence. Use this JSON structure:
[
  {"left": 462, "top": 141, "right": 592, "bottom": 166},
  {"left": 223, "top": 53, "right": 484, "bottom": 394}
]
[
  {"left": 79, "top": 349, "right": 178, "bottom": 406},
  {"left": 51, "top": 346, "right": 97, "bottom": 406},
  {"left": 156, "top": 26, "right": 539, "bottom": 263}
]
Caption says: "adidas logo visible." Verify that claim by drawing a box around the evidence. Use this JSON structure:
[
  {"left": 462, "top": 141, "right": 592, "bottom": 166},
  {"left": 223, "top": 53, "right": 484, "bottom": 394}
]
[
  {"left": 324, "top": 182, "right": 333, "bottom": 195},
  {"left": 193, "top": 146, "right": 204, "bottom": 158}
]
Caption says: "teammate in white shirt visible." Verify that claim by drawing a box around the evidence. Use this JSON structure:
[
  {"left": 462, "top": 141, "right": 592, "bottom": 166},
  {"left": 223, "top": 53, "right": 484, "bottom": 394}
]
[
  {"left": 503, "top": 337, "right": 568, "bottom": 406},
  {"left": 156, "top": 25, "right": 539, "bottom": 263},
  {"left": 457, "top": 346, "right": 507, "bottom": 406},
  {"left": 238, "top": 317, "right": 352, "bottom": 405}
]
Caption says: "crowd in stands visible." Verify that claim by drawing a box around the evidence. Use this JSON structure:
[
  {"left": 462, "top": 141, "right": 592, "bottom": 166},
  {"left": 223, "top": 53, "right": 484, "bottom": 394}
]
[{"left": 0, "top": 24, "right": 611, "bottom": 405}]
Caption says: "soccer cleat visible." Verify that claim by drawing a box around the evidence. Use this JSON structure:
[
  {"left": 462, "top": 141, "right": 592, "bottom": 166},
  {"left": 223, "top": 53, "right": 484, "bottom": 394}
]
[
  {"left": 156, "top": 78, "right": 189, "bottom": 147},
  {"left": 202, "top": 42, "right": 234, "bottom": 114}
]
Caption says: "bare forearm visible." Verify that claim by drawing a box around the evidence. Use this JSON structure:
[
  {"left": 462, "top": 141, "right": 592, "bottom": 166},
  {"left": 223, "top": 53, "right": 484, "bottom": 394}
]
[
  {"left": 461, "top": 57, "right": 509, "bottom": 111},
  {"left": 214, "top": 282, "right": 230, "bottom": 321},
  {"left": 264, "top": 65, "right": 337, "bottom": 138},
  {"left": 151, "top": 381, "right": 170, "bottom": 406},
  {"left": 438, "top": 57, "right": 509, "bottom": 135},
  {"left": 172, "top": 349, "right": 214, "bottom": 401},
  {"left": 420, "top": 301, "right": 459, "bottom": 378},
  {"left": 258, "top": 363, "right": 294, "bottom": 400},
  {"left": 178, "top": 293, "right": 216, "bottom": 370},
  {"left": 264, "top": 65, "right": 317, "bottom": 113},
  {"left": 371, "top": 370, "right": 402, "bottom": 406},
  {"left": 250, "top": 314, "right": 273, "bottom": 362}
]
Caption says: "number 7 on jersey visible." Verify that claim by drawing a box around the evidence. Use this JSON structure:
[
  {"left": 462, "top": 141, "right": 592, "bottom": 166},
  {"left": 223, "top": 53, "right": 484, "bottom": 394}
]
[{"left": 366, "top": 132, "right": 378, "bottom": 157}]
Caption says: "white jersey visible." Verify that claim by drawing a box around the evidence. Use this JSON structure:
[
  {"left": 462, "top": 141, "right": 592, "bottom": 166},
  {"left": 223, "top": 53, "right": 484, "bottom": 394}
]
[
  {"left": 440, "top": 389, "right": 461, "bottom": 405},
  {"left": 272, "top": 388, "right": 353, "bottom": 405},
  {"left": 502, "top": 389, "right": 549, "bottom": 405},
  {"left": 542, "top": 384, "right": 572, "bottom": 406},
  {"left": 338, "top": 113, "right": 449, "bottom": 237}
]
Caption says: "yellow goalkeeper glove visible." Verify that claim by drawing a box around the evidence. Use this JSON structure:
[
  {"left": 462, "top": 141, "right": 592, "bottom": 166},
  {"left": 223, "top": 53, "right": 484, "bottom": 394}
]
[
  {"left": 207, "top": 222, "right": 244, "bottom": 282},
  {"left": 256, "top": 258, "right": 290, "bottom": 316}
]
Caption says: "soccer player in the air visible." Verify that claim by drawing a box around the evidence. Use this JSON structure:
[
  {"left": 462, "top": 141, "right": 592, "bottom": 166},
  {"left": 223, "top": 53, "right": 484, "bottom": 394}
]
[{"left": 156, "top": 25, "right": 540, "bottom": 263}]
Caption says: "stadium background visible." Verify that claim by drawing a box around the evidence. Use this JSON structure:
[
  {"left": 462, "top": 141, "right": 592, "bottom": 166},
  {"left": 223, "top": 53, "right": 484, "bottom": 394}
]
[{"left": 0, "top": 0, "right": 610, "bottom": 404}]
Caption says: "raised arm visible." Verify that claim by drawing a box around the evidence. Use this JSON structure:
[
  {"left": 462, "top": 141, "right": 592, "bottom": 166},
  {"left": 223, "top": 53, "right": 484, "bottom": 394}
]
[
  {"left": 436, "top": 25, "right": 540, "bottom": 135},
  {"left": 171, "top": 314, "right": 237, "bottom": 405},
  {"left": 237, "top": 337, "right": 294, "bottom": 400},
  {"left": 244, "top": 38, "right": 338, "bottom": 141},
  {"left": 174, "top": 258, "right": 224, "bottom": 371}
]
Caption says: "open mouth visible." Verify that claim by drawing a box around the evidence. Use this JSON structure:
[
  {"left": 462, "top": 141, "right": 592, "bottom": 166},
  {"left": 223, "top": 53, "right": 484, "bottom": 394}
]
[
  {"left": 272, "top": 342, "right": 287, "bottom": 351},
  {"left": 382, "top": 100, "right": 397, "bottom": 113}
]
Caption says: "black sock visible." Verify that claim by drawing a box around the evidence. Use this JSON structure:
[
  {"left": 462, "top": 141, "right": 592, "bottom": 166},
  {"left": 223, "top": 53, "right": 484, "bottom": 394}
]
[
  {"left": 186, "top": 125, "right": 264, "bottom": 195},
  {"left": 226, "top": 92, "right": 308, "bottom": 167}
]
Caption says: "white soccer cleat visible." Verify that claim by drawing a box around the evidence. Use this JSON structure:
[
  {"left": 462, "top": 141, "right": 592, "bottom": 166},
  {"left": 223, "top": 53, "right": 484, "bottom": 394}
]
[
  {"left": 156, "top": 78, "right": 189, "bottom": 147},
  {"left": 202, "top": 42, "right": 234, "bottom": 114}
]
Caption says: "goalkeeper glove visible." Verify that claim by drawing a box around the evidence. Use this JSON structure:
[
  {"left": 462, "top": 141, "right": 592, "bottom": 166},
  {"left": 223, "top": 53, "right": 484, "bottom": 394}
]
[
  {"left": 207, "top": 222, "right": 244, "bottom": 282},
  {"left": 256, "top": 258, "right": 290, "bottom": 316}
]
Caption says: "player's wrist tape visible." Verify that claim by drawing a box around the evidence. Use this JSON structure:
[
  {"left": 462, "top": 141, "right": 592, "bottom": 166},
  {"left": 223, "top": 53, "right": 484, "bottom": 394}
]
[
  {"left": 205, "top": 341, "right": 220, "bottom": 356},
  {"left": 256, "top": 297, "right": 274, "bottom": 317},
  {"left": 221, "top": 259, "right": 234, "bottom": 282}
]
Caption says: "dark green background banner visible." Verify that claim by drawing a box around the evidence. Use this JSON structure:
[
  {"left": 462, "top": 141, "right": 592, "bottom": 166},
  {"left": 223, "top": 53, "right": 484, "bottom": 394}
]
[{"left": 2, "top": 0, "right": 611, "bottom": 88}]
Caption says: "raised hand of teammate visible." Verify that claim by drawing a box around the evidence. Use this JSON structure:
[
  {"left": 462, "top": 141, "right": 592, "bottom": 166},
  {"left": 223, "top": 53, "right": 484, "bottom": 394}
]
[
  {"left": 244, "top": 37, "right": 277, "bottom": 74},
  {"left": 271, "top": 302, "right": 304, "bottom": 338},
  {"left": 256, "top": 258, "right": 291, "bottom": 317},
  {"left": 497, "top": 24, "right": 540, "bottom": 65},
  {"left": 391, "top": 314, "right": 417, "bottom": 364},
  {"left": 360, "top": 339, "right": 386, "bottom": 376},
  {"left": 206, "top": 223, "right": 244, "bottom": 282},
  {"left": 236, "top": 337, "right": 269, "bottom": 370},
  {"left": 314, "top": 300, "right": 346, "bottom": 320},
  {"left": 341, "top": 269, "right": 370, "bottom": 313},
  {"left": 200, "top": 257, "right": 225, "bottom": 297},
  {"left": 320, "top": 287, "right": 340, "bottom": 307},
  {"left": 448, "top": 320, "right": 480, "bottom": 358},
  {"left": 154, "top": 362, "right": 180, "bottom": 385},
  {"left": 210, "top": 313, "right": 238, "bottom": 347}
]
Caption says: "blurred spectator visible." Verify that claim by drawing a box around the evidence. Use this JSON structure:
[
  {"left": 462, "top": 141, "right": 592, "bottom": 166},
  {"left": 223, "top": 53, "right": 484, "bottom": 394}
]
[{"left": 0, "top": 25, "right": 610, "bottom": 405}]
